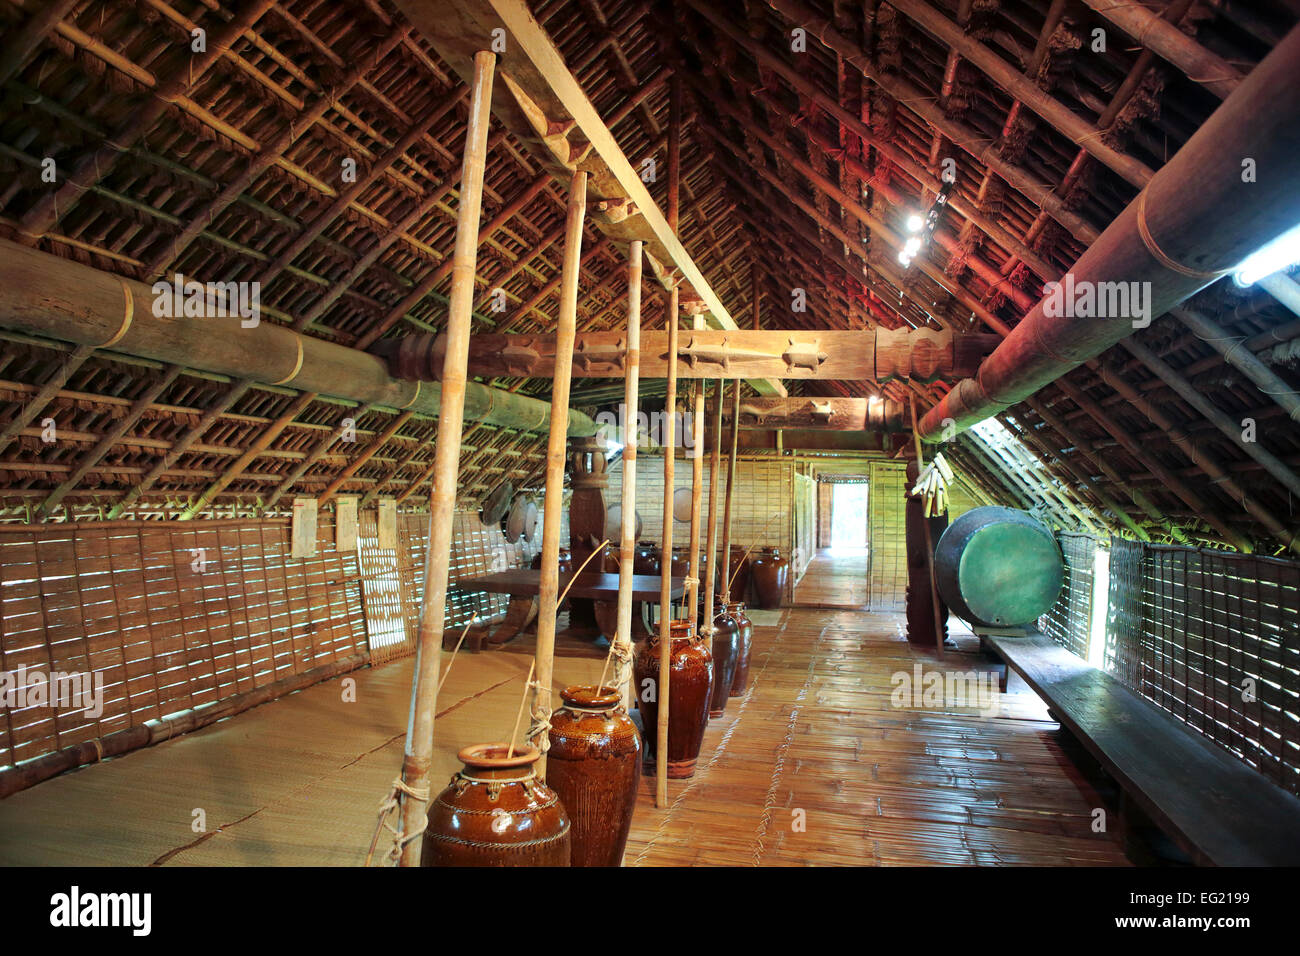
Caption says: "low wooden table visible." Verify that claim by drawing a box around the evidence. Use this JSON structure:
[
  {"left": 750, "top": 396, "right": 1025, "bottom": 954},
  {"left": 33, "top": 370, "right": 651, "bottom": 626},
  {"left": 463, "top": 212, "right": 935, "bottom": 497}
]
[
  {"left": 458, "top": 570, "right": 686, "bottom": 646},
  {"left": 460, "top": 570, "right": 685, "bottom": 601}
]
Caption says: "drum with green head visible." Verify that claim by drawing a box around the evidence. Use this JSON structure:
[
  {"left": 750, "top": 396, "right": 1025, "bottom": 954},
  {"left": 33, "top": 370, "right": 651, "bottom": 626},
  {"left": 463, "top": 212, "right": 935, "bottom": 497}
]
[{"left": 934, "top": 506, "right": 1064, "bottom": 628}]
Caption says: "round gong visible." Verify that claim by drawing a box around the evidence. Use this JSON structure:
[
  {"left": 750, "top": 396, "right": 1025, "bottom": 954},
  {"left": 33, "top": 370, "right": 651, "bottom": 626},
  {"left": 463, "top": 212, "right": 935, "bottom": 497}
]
[{"left": 934, "top": 506, "right": 1063, "bottom": 628}]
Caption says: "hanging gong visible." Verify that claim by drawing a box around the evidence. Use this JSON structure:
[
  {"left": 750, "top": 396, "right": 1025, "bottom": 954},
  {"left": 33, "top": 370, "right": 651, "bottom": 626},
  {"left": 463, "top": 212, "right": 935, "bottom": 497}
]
[
  {"left": 504, "top": 494, "right": 528, "bottom": 543},
  {"left": 480, "top": 479, "right": 514, "bottom": 527},
  {"left": 521, "top": 500, "right": 539, "bottom": 542},
  {"left": 604, "top": 503, "right": 643, "bottom": 542},
  {"left": 672, "top": 486, "right": 693, "bottom": 523}
]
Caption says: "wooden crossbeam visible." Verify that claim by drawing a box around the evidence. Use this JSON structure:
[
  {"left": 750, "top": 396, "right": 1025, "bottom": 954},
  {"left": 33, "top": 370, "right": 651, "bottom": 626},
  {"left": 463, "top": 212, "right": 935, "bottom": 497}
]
[{"left": 375, "top": 327, "right": 996, "bottom": 382}]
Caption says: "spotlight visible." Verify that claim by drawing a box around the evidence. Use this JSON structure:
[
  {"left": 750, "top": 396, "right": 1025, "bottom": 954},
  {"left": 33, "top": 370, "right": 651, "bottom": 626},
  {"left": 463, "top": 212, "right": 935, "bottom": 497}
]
[
  {"left": 1233, "top": 221, "right": 1300, "bottom": 287},
  {"left": 906, "top": 214, "right": 924, "bottom": 233}
]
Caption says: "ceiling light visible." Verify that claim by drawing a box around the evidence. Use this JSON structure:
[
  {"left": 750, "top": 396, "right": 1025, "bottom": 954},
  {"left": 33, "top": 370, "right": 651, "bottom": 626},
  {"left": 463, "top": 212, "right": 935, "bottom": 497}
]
[
  {"left": 1233, "top": 221, "right": 1300, "bottom": 287},
  {"left": 906, "top": 214, "right": 924, "bottom": 233}
]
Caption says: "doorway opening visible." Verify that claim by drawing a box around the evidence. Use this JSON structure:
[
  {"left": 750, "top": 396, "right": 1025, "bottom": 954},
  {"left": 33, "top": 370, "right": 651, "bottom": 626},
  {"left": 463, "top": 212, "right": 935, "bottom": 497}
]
[
  {"left": 830, "top": 482, "right": 869, "bottom": 549},
  {"left": 795, "top": 478, "right": 871, "bottom": 608}
]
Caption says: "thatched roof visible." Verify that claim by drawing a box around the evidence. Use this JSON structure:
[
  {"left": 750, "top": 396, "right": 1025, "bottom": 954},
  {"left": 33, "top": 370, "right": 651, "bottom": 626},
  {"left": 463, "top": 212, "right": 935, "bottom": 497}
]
[{"left": 0, "top": 0, "right": 1297, "bottom": 554}]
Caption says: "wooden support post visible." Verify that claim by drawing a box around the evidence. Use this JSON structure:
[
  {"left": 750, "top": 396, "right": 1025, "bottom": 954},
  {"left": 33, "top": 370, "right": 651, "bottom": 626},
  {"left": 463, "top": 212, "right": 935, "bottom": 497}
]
[
  {"left": 687, "top": 313, "right": 705, "bottom": 633},
  {"left": 656, "top": 74, "right": 682, "bottom": 808},
  {"left": 909, "top": 400, "right": 945, "bottom": 659},
  {"left": 615, "top": 241, "right": 643, "bottom": 706},
  {"left": 702, "top": 380, "right": 723, "bottom": 643},
  {"left": 531, "top": 168, "right": 588, "bottom": 766},
  {"left": 398, "top": 50, "right": 494, "bottom": 867},
  {"left": 719, "top": 379, "right": 740, "bottom": 604},
  {"left": 657, "top": 286, "right": 679, "bottom": 808}
]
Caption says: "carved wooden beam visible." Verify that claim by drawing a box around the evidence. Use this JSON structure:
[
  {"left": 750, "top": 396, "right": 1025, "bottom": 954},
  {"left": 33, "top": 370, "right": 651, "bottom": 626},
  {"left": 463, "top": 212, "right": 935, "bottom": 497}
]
[
  {"left": 709, "top": 396, "right": 908, "bottom": 432},
  {"left": 375, "top": 328, "right": 996, "bottom": 381},
  {"left": 389, "top": 0, "right": 784, "bottom": 397}
]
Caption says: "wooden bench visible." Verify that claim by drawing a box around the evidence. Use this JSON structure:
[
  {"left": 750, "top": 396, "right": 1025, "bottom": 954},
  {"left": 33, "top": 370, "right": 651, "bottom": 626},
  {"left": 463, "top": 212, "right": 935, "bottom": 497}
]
[{"left": 983, "top": 631, "right": 1300, "bottom": 866}]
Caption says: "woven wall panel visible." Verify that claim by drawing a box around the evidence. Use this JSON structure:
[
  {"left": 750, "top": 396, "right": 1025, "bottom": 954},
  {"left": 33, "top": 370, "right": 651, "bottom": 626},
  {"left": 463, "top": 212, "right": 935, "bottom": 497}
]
[
  {"left": 1038, "top": 532, "right": 1097, "bottom": 660},
  {"left": 356, "top": 509, "right": 542, "bottom": 664},
  {"left": 1106, "top": 539, "right": 1300, "bottom": 796},
  {"left": 604, "top": 456, "right": 796, "bottom": 552},
  {"left": 867, "top": 461, "right": 907, "bottom": 610},
  {"left": 0, "top": 519, "right": 366, "bottom": 769}
]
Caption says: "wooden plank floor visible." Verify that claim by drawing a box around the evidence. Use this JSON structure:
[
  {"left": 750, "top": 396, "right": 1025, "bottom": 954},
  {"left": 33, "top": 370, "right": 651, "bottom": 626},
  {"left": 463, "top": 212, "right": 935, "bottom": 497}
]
[
  {"left": 793, "top": 547, "right": 870, "bottom": 608},
  {"left": 625, "top": 608, "right": 1127, "bottom": 865},
  {"left": 0, "top": 608, "right": 1127, "bottom": 866}
]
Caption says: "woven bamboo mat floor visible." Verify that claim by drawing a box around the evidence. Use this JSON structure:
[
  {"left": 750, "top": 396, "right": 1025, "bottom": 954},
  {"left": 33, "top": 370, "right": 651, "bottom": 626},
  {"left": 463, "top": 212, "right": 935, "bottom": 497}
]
[
  {"left": 0, "top": 608, "right": 1127, "bottom": 866},
  {"left": 793, "top": 547, "right": 871, "bottom": 608}
]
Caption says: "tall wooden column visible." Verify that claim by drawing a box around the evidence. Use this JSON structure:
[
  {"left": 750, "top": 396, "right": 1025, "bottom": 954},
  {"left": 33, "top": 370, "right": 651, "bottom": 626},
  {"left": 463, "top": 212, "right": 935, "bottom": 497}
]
[
  {"left": 904, "top": 458, "right": 949, "bottom": 647},
  {"left": 532, "top": 168, "right": 588, "bottom": 763},
  {"left": 701, "top": 380, "right": 723, "bottom": 636},
  {"left": 399, "top": 50, "right": 494, "bottom": 867},
  {"left": 718, "top": 379, "right": 740, "bottom": 604},
  {"left": 656, "top": 73, "right": 683, "bottom": 807},
  {"left": 686, "top": 313, "right": 705, "bottom": 637},
  {"left": 614, "top": 241, "right": 643, "bottom": 705},
  {"left": 657, "top": 286, "right": 680, "bottom": 807}
]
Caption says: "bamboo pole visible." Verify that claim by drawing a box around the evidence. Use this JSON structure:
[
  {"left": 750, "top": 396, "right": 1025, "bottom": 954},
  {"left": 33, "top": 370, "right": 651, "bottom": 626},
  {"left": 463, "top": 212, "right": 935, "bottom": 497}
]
[
  {"left": 657, "top": 286, "right": 680, "bottom": 808},
  {"left": 397, "top": 50, "right": 495, "bottom": 867},
  {"left": 655, "top": 76, "right": 684, "bottom": 808},
  {"left": 719, "top": 379, "right": 740, "bottom": 604},
  {"left": 686, "top": 312, "right": 705, "bottom": 628},
  {"left": 614, "top": 240, "right": 643, "bottom": 707},
  {"left": 531, "top": 169, "right": 589, "bottom": 765},
  {"left": 701, "top": 379, "right": 723, "bottom": 645}
]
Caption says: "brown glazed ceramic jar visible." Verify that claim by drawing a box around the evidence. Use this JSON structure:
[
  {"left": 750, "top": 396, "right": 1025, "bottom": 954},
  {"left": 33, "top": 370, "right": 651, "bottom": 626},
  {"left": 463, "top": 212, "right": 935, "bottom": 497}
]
[
  {"left": 727, "top": 602, "right": 754, "bottom": 697},
  {"left": 421, "top": 743, "right": 571, "bottom": 866},
  {"left": 723, "top": 545, "right": 751, "bottom": 604},
  {"left": 633, "top": 542, "right": 661, "bottom": 575},
  {"left": 707, "top": 609, "right": 742, "bottom": 718},
  {"left": 633, "top": 619, "right": 713, "bottom": 779},
  {"left": 546, "top": 685, "right": 640, "bottom": 867},
  {"left": 750, "top": 547, "right": 787, "bottom": 609}
]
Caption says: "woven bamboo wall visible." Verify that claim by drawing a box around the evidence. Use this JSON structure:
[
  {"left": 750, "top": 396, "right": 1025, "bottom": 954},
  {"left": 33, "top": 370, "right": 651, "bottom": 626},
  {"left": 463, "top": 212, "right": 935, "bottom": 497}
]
[
  {"left": 356, "top": 508, "right": 545, "bottom": 664},
  {"left": 816, "top": 482, "right": 833, "bottom": 547},
  {"left": 1105, "top": 542, "right": 1300, "bottom": 796},
  {"left": 604, "top": 455, "right": 794, "bottom": 554},
  {"left": 867, "top": 461, "right": 908, "bottom": 610},
  {"left": 1039, "top": 534, "right": 1300, "bottom": 796},
  {"left": 792, "top": 473, "right": 815, "bottom": 579},
  {"left": 1039, "top": 532, "right": 1098, "bottom": 660},
  {"left": 0, "top": 518, "right": 367, "bottom": 769}
]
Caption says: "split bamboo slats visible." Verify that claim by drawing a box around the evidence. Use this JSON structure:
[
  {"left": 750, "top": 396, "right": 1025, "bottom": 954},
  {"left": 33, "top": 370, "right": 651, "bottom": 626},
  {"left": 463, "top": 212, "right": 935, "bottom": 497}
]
[
  {"left": 1036, "top": 533, "right": 1300, "bottom": 798},
  {"left": 866, "top": 462, "right": 908, "bottom": 610},
  {"left": 1037, "top": 533, "right": 1098, "bottom": 661},
  {"left": 1106, "top": 542, "right": 1300, "bottom": 797},
  {"left": 0, "top": 518, "right": 366, "bottom": 772},
  {"left": 0, "top": 507, "right": 545, "bottom": 782}
]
